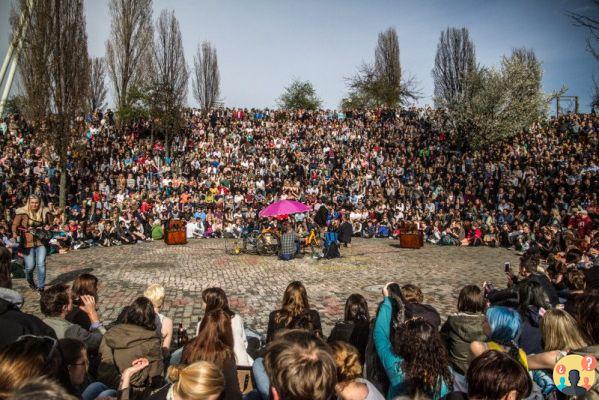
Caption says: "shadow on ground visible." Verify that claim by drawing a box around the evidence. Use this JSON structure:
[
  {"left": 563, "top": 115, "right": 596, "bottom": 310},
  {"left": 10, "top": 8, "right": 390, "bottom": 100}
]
[{"left": 48, "top": 268, "right": 94, "bottom": 285}]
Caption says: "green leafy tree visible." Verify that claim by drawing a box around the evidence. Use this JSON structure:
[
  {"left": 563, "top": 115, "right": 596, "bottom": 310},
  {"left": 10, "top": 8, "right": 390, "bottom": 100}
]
[
  {"left": 278, "top": 80, "right": 322, "bottom": 110},
  {"left": 443, "top": 48, "right": 547, "bottom": 148}
]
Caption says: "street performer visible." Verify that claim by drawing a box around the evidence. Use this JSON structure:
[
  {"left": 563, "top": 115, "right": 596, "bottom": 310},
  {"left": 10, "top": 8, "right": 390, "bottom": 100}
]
[{"left": 11, "top": 195, "right": 53, "bottom": 293}]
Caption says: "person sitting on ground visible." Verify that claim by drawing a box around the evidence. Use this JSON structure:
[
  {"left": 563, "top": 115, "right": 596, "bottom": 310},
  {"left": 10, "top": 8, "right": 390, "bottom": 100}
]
[
  {"left": 143, "top": 284, "right": 173, "bottom": 359},
  {"left": 328, "top": 293, "right": 371, "bottom": 364},
  {"left": 58, "top": 338, "right": 116, "bottom": 399},
  {"left": 516, "top": 280, "right": 550, "bottom": 355},
  {"left": 527, "top": 292, "right": 599, "bottom": 398},
  {"left": 97, "top": 297, "right": 163, "bottom": 399},
  {"left": 40, "top": 284, "right": 104, "bottom": 353},
  {"left": 66, "top": 274, "right": 99, "bottom": 331},
  {"left": 469, "top": 306, "right": 528, "bottom": 370},
  {"left": 266, "top": 281, "right": 322, "bottom": 343},
  {"left": 148, "top": 361, "right": 224, "bottom": 400},
  {"left": 374, "top": 282, "right": 452, "bottom": 399},
  {"left": 279, "top": 223, "right": 298, "bottom": 261},
  {"left": 440, "top": 285, "right": 487, "bottom": 376},
  {"left": 116, "top": 358, "right": 150, "bottom": 400},
  {"left": 401, "top": 283, "right": 441, "bottom": 330},
  {"left": 0, "top": 247, "right": 56, "bottom": 349},
  {"left": 533, "top": 308, "right": 589, "bottom": 398},
  {"left": 490, "top": 251, "right": 559, "bottom": 308},
  {"left": 263, "top": 329, "right": 337, "bottom": 400},
  {"left": 330, "top": 341, "right": 384, "bottom": 400},
  {"left": 444, "top": 350, "right": 532, "bottom": 400},
  {"left": 150, "top": 220, "right": 163, "bottom": 241},
  {"left": 194, "top": 287, "right": 253, "bottom": 366},
  {"left": 0, "top": 335, "right": 71, "bottom": 398},
  {"left": 5, "top": 377, "right": 77, "bottom": 400},
  {"left": 181, "top": 309, "right": 242, "bottom": 400}
]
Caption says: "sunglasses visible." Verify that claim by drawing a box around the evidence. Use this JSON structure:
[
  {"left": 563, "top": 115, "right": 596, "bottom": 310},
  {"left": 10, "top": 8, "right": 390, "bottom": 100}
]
[{"left": 17, "top": 334, "right": 59, "bottom": 363}]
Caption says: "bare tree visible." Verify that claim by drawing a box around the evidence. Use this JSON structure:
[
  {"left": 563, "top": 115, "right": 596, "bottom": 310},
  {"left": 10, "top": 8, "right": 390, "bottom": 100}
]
[
  {"left": 192, "top": 41, "right": 221, "bottom": 109},
  {"left": 88, "top": 56, "right": 107, "bottom": 110},
  {"left": 432, "top": 27, "right": 476, "bottom": 108},
  {"left": 345, "top": 27, "right": 417, "bottom": 108},
  {"left": 105, "top": 0, "right": 153, "bottom": 116},
  {"left": 567, "top": 1, "right": 599, "bottom": 61},
  {"left": 13, "top": 0, "right": 90, "bottom": 207},
  {"left": 147, "top": 9, "right": 188, "bottom": 155}
]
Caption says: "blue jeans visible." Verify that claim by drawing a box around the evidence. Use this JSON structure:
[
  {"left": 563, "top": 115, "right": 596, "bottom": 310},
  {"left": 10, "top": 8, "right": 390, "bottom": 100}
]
[
  {"left": 279, "top": 253, "right": 294, "bottom": 261},
  {"left": 23, "top": 245, "right": 46, "bottom": 289},
  {"left": 81, "top": 382, "right": 117, "bottom": 400},
  {"left": 251, "top": 358, "right": 270, "bottom": 400}
]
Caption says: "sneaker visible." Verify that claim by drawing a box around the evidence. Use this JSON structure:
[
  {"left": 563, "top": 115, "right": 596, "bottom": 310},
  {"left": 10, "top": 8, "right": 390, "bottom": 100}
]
[{"left": 27, "top": 278, "right": 36, "bottom": 290}]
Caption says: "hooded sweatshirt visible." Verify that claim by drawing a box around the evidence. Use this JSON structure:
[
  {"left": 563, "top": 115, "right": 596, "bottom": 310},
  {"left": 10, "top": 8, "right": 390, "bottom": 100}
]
[
  {"left": 97, "top": 323, "right": 163, "bottom": 398},
  {"left": 0, "top": 287, "right": 56, "bottom": 348},
  {"left": 440, "top": 312, "right": 486, "bottom": 375}
]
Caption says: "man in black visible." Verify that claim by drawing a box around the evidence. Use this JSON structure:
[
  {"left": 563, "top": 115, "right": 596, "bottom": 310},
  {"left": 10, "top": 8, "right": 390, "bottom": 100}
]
[{"left": 0, "top": 247, "right": 56, "bottom": 349}]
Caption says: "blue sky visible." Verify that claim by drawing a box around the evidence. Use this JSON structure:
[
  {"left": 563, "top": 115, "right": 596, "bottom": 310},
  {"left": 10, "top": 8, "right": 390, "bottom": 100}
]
[{"left": 1, "top": 0, "right": 598, "bottom": 111}]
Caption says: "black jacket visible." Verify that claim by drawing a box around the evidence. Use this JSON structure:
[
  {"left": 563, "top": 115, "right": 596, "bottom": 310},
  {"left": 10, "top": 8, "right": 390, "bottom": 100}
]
[
  {"left": 0, "top": 290, "right": 56, "bottom": 349},
  {"left": 328, "top": 319, "right": 370, "bottom": 363},
  {"left": 518, "top": 306, "right": 543, "bottom": 355},
  {"left": 266, "top": 309, "right": 322, "bottom": 343},
  {"left": 406, "top": 302, "right": 441, "bottom": 330}
]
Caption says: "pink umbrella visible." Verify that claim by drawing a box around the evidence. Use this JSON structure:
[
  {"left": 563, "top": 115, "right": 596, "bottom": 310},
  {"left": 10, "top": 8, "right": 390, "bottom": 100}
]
[{"left": 259, "top": 200, "right": 311, "bottom": 218}]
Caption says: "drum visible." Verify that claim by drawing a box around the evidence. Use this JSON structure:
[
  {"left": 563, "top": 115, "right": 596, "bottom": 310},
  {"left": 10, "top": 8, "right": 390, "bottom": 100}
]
[{"left": 164, "top": 219, "right": 187, "bottom": 245}]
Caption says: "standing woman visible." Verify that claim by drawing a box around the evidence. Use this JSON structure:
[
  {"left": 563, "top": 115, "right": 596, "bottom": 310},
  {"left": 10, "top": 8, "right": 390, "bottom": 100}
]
[{"left": 12, "top": 194, "right": 53, "bottom": 292}]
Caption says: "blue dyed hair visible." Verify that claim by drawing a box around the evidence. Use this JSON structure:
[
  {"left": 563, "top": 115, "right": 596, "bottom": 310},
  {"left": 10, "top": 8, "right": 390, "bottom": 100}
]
[{"left": 485, "top": 306, "right": 521, "bottom": 344}]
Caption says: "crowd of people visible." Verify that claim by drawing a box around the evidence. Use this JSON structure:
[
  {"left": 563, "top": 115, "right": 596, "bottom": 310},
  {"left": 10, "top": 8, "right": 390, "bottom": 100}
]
[
  {"left": 0, "top": 106, "right": 598, "bottom": 399},
  {"left": 0, "top": 107, "right": 596, "bottom": 256},
  {"left": 1, "top": 244, "right": 598, "bottom": 399},
  {"left": 0, "top": 107, "right": 596, "bottom": 289}
]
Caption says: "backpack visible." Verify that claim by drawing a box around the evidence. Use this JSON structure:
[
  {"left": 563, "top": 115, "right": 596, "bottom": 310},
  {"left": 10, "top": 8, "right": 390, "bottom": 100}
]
[{"left": 324, "top": 241, "right": 340, "bottom": 259}]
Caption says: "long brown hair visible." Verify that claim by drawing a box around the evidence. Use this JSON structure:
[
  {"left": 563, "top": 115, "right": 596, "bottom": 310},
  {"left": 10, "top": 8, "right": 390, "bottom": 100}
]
[
  {"left": 275, "top": 281, "right": 310, "bottom": 325},
  {"left": 70, "top": 273, "right": 98, "bottom": 302},
  {"left": 181, "top": 310, "right": 234, "bottom": 368},
  {"left": 202, "top": 287, "right": 234, "bottom": 317},
  {"left": 393, "top": 319, "right": 452, "bottom": 397}
]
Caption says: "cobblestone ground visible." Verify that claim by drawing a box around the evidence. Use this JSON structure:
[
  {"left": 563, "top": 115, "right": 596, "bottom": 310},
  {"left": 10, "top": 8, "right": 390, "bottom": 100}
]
[{"left": 17, "top": 238, "right": 519, "bottom": 337}]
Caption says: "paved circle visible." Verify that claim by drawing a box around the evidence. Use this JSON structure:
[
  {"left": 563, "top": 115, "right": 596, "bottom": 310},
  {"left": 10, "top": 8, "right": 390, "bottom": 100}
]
[{"left": 16, "top": 239, "right": 519, "bottom": 337}]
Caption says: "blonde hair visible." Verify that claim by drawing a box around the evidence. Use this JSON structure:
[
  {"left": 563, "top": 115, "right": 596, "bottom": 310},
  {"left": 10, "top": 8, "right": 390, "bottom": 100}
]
[
  {"left": 329, "top": 341, "right": 363, "bottom": 383},
  {"left": 540, "top": 309, "right": 588, "bottom": 351},
  {"left": 144, "top": 284, "right": 165, "bottom": 309},
  {"left": 167, "top": 362, "right": 224, "bottom": 400}
]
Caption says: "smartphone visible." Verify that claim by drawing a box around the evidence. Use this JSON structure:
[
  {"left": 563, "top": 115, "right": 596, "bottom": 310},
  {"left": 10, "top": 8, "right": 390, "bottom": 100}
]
[{"left": 504, "top": 262, "right": 511, "bottom": 273}]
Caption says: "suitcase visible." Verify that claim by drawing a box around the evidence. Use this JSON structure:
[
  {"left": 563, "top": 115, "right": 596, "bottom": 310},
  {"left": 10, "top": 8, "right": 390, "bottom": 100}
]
[
  {"left": 164, "top": 219, "right": 187, "bottom": 245},
  {"left": 399, "top": 232, "right": 423, "bottom": 249}
]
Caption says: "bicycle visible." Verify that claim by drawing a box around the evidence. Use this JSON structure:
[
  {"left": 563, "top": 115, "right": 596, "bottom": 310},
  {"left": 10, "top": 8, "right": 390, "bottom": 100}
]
[
  {"left": 302, "top": 227, "right": 322, "bottom": 258},
  {"left": 255, "top": 226, "right": 281, "bottom": 255}
]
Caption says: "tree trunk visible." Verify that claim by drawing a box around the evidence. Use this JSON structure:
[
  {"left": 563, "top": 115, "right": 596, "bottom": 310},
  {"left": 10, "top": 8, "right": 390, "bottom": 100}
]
[
  {"left": 165, "top": 129, "right": 170, "bottom": 158},
  {"left": 59, "top": 165, "right": 67, "bottom": 209}
]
